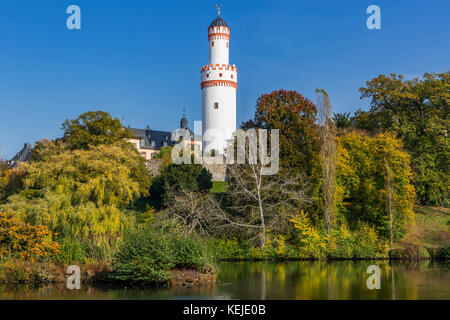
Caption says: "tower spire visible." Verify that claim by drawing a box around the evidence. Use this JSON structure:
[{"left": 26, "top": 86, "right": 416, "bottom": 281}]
[{"left": 216, "top": 4, "right": 221, "bottom": 16}]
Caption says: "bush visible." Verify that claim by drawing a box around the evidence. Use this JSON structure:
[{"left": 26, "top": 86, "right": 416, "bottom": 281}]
[
  {"left": 208, "top": 238, "right": 251, "bottom": 260},
  {"left": 327, "top": 222, "right": 389, "bottom": 259},
  {"left": 0, "top": 211, "right": 60, "bottom": 262},
  {"left": 110, "top": 226, "right": 213, "bottom": 284},
  {"left": 171, "top": 235, "right": 212, "bottom": 271},
  {"left": 110, "top": 227, "right": 174, "bottom": 284},
  {"left": 290, "top": 211, "right": 327, "bottom": 259},
  {"left": 0, "top": 259, "right": 63, "bottom": 284}
]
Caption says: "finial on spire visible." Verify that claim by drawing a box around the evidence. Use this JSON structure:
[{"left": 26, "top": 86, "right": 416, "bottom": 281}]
[
  {"left": 216, "top": 4, "right": 221, "bottom": 16},
  {"left": 182, "top": 107, "right": 186, "bottom": 117}
]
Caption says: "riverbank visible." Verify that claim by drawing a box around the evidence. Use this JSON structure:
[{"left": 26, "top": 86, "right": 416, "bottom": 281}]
[{"left": 0, "top": 260, "right": 217, "bottom": 287}]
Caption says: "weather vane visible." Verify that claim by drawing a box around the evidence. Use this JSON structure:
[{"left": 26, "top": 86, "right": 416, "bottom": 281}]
[{"left": 216, "top": 4, "right": 221, "bottom": 16}]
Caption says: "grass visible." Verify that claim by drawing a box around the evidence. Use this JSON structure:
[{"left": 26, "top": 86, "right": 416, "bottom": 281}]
[
  {"left": 210, "top": 181, "right": 228, "bottom": 193},
  {"left": 403, "top": 205, "right": 449, "bottom": 247}
]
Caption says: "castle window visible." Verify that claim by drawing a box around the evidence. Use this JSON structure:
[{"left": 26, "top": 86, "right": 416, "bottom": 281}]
[
  {"left": 140, "top": 139, "right": 145, "bottom": 148},
  {"left": 214, "top": 102, "right": 219, "bottom": 109},
  {"left": 231, "top": 74, "right": 233, "bottom": 79},
  {"left": 211, "top": 41, "right": 214, "bottom": 46},
  {"left": 219, "top": 73, "right": 222, "bottom": 77},
  {"left": 206, "top": 74, "right": 209, "bottom": 78},
  {"left": 151, "top": 141, "right": 156, "bottom": 148},
  {"left": 226, "top": 42, "right": 228, "bottom": 48}
]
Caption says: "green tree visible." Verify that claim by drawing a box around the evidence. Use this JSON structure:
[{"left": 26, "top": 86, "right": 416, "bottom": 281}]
[
  {"left": 62, "top": 111, "right": 133, "bottom": 150},
  {"left": 359, "top": 72, "right": 449, "bottom": 206},
  {"left": 150, "top": 164, "right": 212, "bottom": 205},
  {"left": 333, "top": 112, "right": 352, "bottom": 129}
]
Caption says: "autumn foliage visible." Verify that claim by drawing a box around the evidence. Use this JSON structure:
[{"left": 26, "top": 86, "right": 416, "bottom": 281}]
[{"left": 0, "top": 211, "right": 60, "bottom": 261}]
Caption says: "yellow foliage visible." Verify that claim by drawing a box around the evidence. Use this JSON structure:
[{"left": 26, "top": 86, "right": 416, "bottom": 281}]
[
  {"left": 290, "top": 211, "right": 327, "bottom": 258},
  {"left": 0, "top": 211, "right": 60, "bottom": 262},
  {"left": 336, "top": 131, "right": 416, "bottom": 238}
]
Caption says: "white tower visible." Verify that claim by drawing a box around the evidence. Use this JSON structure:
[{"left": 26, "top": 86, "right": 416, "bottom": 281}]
[{"left": 201, "top": 9, "right": 237, "bottom": 154}]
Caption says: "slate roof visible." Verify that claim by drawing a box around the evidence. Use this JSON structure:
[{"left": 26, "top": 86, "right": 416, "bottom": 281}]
[
  {"left": 130, "top": 128, "right": 175, "bottom": 150},
  {"left": 209, "top": 16, "right": 228, "bottom": 28},
  {"left": 130, "top": 126, "right": 200, "bottom": 150},
  {"left": 9, "top": 143, "right": 33, "bottom": 168}
]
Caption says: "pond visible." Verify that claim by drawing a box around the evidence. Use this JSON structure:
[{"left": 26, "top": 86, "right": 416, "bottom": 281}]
[{"left": 0, "top": 260, "right": 449, "bottom": 300}]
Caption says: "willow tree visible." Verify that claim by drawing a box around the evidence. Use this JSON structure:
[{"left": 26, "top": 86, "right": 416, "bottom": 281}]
[
  {"left": 316, "top": 89, "right": 337, "bottom": 235},
  {"left": 1, "top": 140, "right": 151, "bottom": 248}
]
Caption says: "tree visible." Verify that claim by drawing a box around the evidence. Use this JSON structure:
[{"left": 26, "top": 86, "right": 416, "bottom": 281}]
[
  {"left": 1, "top": 141, "right": 150, "bottom": 249},
  {"left": 208, "top": 163, "right": 311, "bottom": 248},
  {"left": 336, "top": 131, "right": 416, "bottom": 239},
  {"left": 359, "top": 72, "right": 449, "bottom": 206},
  {"left": 317, "top": 89, "right": 337, "bottom": 235},
  {"left": 62, "top": 111, "right": 133, "bottom": 150},
  {"left": 0, "top": 160, "right": 25, "bottom": 202},
  {"left": 23, "top": 140, "right": 151, "bottom": 207},
  {"left": 333, "top": 112, "right": 352, "bottom": 129},
  {"left": 241, "top": 90, "right": 320, "bottom": 176},
  {"left": 150, "top": 164, "right": 212, "bottom": 205},
  {"left": 155, "top": 146, "right": 173, "bottom": 169}
]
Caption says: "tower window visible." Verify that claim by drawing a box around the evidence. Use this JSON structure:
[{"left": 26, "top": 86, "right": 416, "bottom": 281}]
[
  {"left": 206, "top": 74, "right": 209, "bottom": 78},
  {"left": 219, "top": 73, "right": 222, "bottom": 77},
  {"left": 226, "top": 42, "right": 228, "bottom": 48},
  {"left": 231, "top": 74, "right": 234, "bottom": 79},
  {"left": 214, "top": 102, "right": 219, "bottom": 109},
  {"left": 211, "top": 41, "right": 214, "bottom": 46}
]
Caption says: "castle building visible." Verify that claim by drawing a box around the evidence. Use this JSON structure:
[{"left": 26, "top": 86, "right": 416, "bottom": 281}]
[
  {"left": 129, "top": 114, "right": 201, "bottom": 161},
  {"left": 201, "top": 11, "right": 237, "bottom": 154}
]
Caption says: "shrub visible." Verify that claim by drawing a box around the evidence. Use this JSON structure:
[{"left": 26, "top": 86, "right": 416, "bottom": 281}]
[
  {"left": 290, "top": 211, "right": 327, "bottom": 258},
  {"left": 0, "top": 259, "right": 63, "bottom": 284},
  {"left": 171, "top": 235, "right": 212, "bottom": 271},
  {"left": 327, "top": 222, "right": 388, "bottom": 259},
  {"left": 110, "top": 226, "right": 214, "bottom": 284},
  {"left": 208, "top": 238, "right": 251, "bottom": 260},
  {"left": 0, "top": 211, "right": 60, "bottom": 262},
  {"left": 110, "top": 227, "right": 174, "bottom": 284}
]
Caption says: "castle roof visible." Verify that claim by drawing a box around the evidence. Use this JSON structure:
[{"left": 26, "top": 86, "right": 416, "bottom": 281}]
[
  {"left": 130, "top": 128, "right": 175, "bottom": 150},
  {"left": 9, "top": 142, "right": 33, "bottom": 168},
  {"left": 209, "top": 16, "right": 228, "bottom": 28}
]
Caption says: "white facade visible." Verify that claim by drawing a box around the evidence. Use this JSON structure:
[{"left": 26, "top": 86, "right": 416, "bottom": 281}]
[{"left": 201, "top": 17, "right": 237, "bottom": 154}]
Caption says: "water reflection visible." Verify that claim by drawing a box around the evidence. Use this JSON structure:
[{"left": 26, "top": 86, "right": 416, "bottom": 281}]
[{"left": 0, "top": 260, "right": 449, "bottom": 300}]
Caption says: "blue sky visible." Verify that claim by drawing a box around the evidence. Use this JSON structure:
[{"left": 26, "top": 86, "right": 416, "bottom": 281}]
[{"left": 0, "top": 0, "right": 449, "bottom": 159}]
